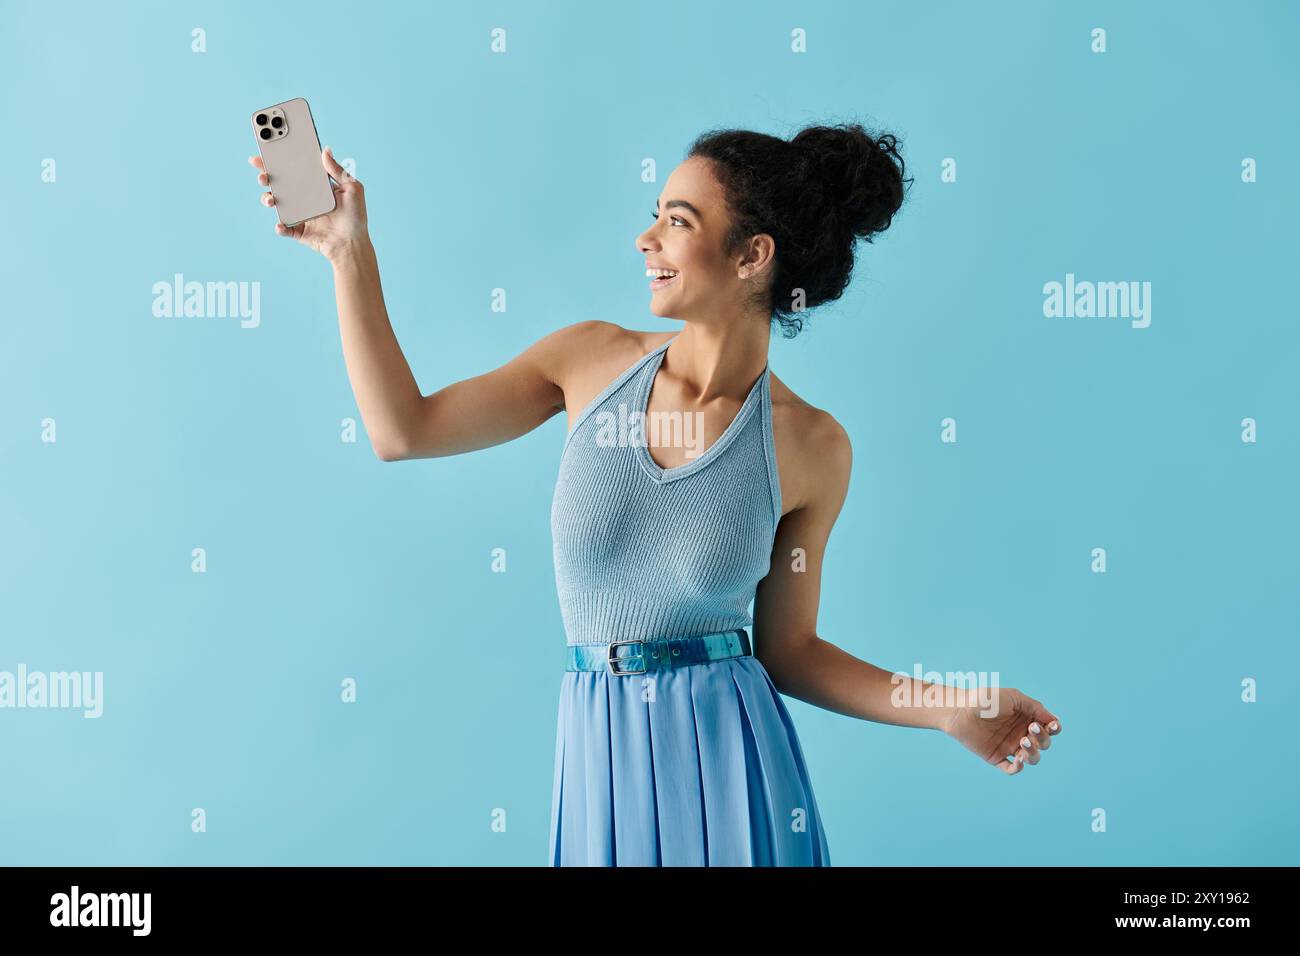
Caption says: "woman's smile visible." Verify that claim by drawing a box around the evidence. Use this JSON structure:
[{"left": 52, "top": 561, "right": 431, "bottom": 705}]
[{"left": 647, "top": 268, "right": 681, "bottom": 292}]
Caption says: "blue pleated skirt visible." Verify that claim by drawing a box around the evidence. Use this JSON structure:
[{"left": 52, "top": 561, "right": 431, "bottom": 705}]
[{"left": 548, "top": 653, "right": 831, "bottom": 866}]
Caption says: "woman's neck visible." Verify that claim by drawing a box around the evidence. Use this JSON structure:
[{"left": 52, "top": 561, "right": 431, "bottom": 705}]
[{"left": 661, "top": 319, "right": 770, "bottom": 402}]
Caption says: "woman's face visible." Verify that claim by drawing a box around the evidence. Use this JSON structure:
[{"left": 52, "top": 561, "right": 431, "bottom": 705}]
[{"left": 634, "top": 157, "right": 746, "bottom": 321}]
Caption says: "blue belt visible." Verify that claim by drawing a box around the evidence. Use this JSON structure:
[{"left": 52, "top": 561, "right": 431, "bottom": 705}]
[{"left": 566, "top": 629, "right": 753, "bottom": 676}]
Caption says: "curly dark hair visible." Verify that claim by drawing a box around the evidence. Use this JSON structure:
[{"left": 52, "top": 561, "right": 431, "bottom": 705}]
[{"left": 687, "top": 120, "right": 912, "bottom": 338}]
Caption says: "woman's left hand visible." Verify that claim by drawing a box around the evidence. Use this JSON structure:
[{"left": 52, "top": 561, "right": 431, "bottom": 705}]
[{"left": 941, "top": 687, "right": 1062, "bottom": 775}]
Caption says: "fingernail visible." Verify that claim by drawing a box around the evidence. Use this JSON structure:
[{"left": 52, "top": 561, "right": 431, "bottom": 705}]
[
  {"left": 1049, "top": 721, "right": 1059, "bottom": 732},
  {"left": 1016, "top": 754, "right": 1024, "bottom": 764},
  {"left": 1021, "top": 737, "right": 1031, "bottom": 749},
  {"left": 1029, "top": 722, "right": 1041, "bottom": 734}
]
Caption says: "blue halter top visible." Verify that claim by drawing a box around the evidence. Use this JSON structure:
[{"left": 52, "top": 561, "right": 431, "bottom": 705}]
[{"left": 550, "top": 334, "right": 782, "bottom": 646}]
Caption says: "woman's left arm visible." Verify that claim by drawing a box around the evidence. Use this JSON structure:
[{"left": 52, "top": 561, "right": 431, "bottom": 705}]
[{"left": 752, "top": 413, "right": 1063, "bottom": 775}]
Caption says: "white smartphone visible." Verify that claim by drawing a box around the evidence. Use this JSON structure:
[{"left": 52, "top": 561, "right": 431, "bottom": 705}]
[{"left": 251, "top": 97, "right": 336, "bottom": 227}]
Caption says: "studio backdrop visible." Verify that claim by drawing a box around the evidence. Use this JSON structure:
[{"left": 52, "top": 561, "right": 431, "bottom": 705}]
[{"left": 1, "top": 0, "right": 1296, "bottom": 866}]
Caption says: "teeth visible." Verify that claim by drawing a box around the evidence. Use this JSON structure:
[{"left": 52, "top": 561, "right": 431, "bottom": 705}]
[{"left": 646, "top": 269, "right": 679, "bottom": 278}]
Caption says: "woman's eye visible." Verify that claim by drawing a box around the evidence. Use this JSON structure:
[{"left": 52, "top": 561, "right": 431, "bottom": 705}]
[{"left": 650, "top": 211, "right": 686, "bottom": 226}]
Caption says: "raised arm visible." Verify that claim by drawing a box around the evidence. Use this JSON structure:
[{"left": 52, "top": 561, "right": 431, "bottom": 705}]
[{"left": 250, "top": 146, "right": 588, "bottom": 461}]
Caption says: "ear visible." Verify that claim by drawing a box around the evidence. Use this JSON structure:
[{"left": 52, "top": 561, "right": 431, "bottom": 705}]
[{"left": 738, "top": 233, "right": 776, "bottom": 279}]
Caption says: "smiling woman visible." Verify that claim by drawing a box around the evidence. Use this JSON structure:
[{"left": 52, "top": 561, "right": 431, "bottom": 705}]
[
  {"left": 640, "top": 124, "right": 910, "bottom": 338},
  {"left": 249, "top": 117, "right": 1064, "bottom": 868}
]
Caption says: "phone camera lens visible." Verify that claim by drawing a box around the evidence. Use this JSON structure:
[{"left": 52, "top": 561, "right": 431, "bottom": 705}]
[
  {"left": 255, "top": 114, "right": 268, "bottom": 126},
  {"left": 270, "top": 116, "right": 283, "bottom": 129},
  {"left": 259, "top": 127, "right": 273, "bottom": 140}
]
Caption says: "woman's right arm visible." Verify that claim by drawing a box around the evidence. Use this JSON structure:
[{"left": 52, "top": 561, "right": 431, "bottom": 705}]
[
  {"left": 251, "top": 146, "right": 591, "bottom": 461},
  {"left": 329, "top": 234, "right": 586, "bottom": 461}
]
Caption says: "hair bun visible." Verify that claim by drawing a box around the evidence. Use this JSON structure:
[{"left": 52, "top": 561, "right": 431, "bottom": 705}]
[
  {"left": 789, "top": 124, "right": 910, "bottom": 240},
  {"left": 687, "top": 120, "right": 912, "bottom": 337}
]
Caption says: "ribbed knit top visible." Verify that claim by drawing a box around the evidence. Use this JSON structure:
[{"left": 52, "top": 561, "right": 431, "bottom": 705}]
[{"left": 551, "top": 334, "right": 783, "bottom": 647}]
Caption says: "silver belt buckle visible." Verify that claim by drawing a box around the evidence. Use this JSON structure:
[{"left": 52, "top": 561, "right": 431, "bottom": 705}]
[{"left": 606, "top": 640, "right": 647, "bottom": 676}]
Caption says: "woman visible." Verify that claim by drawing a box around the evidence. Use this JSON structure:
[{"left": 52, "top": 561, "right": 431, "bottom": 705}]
[{"left": 248, "top": 121, "right": 1063, "bottom": 867}]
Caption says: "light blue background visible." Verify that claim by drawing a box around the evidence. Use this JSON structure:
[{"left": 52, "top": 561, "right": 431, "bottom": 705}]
[{"left": 1, "top": 0, "right": 1296, "bottom": 866}]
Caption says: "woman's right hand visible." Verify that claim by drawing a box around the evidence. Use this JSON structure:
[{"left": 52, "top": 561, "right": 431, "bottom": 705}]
[{"left": 248, "top": 146, "right": 369, "bottom": 262}]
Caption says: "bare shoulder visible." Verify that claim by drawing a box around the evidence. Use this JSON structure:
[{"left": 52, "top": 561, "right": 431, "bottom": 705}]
[
  {"left": 535, "top": 321, "right": 670, "bottom": 376},
  {"left": 537, "top": 321, "right": 675, "bottom": 423},
  {"left": 768, "top": 372, "right": 852, "bottom": 514}
]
